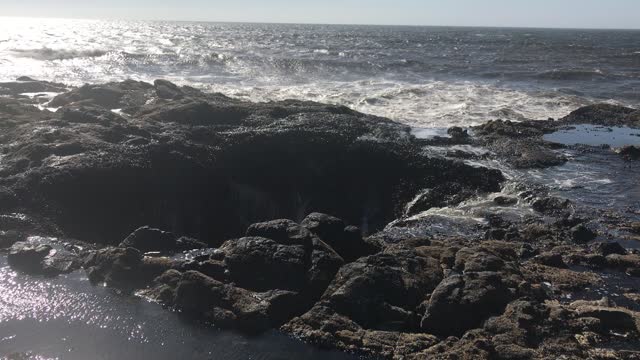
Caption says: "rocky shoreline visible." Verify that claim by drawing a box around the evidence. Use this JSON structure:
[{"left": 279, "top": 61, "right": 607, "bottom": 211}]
[{"left": 1, "top": 78, "right": 640, "bottom": 359}]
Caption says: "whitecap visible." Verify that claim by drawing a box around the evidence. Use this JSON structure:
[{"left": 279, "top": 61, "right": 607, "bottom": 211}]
[{"left": 10, "top": 47, "right": 107, "bottom": 61}]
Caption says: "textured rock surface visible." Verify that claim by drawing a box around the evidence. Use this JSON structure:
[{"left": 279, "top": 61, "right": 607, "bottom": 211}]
[
  {"left": 1, "top": 80, "right": 639, "bottom": 359},
  {"left": 0, "top": 78, "right": 504, "bottom": 246}
]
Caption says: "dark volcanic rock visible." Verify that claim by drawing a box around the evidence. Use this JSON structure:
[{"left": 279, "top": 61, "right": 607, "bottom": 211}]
[
  {"left": 219, "top": 236, "right": 309, "bottom": 291},
  {"left": 560, "top": 103, "right": 639, "bottom": 127},
  {"left": 594, "top": 242, "right": 627, "bottom": 256},
  {"left": 142, "top": 218, "right": 344, "bottom": 332},
  {"left": 404, "top": 183, "right": 483, "bottom": 216},
  {"left": 83, "top": 247, "right": 173, "bottom": 289},
  {"left": 148, "top": 269, "right": 304, "bottom": 332},
  {"left": 493, "top": 196, "right": 518, "bottom": 206},
  {"left": 1, "top": 79, "right": 505, "bottom": 246},
  {"left": 300, "top": 212, "right": 377, "bottom": 262},
  {"left": 8, "top": 80, "right": 640, "bottom": 359},
  {"left": 7, "top": 242, "right": 52, "bottom": 273},
  {"left": 472, "top": 119, "right": 567, "bottom": 169},
  {"left": 617, "top": 145, "right": 640, "bottom": 160},
  {"left": 532, "top": 252, "right": 567, "bottom": 268},
  {"left": 225, "top": 219, "right": 343, "bottom": 297},
  {"left": 284, "top": 248, "right": 444, "bottom": 338},
  {"left": 118, "top": 226, "right": 204, "bottom": 253},
  {"left": 570, "top": 224, "right": 597, "bottom": 244},
  {"left": 0, "top": 77, "right": 67, "bottom": 97},
  {"left": 420, "top": 272, "right": 513, "bottom": 336},
  {"left": 531, "top": 196, "right": 574, "bottom": 217},
  {"left": 49, "top": 80, "right": 153, "bottom": 110}
]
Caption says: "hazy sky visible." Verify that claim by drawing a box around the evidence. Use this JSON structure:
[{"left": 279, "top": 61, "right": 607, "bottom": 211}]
[{"left": 1, "top": 0, "right": 639, "bottom": 29}]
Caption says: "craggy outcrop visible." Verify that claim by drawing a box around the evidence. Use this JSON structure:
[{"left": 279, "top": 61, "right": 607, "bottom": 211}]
[
  {"left": 0, "top": 78, "right": 504, "bottom": 246},
  {"left": 1, "top": 80, "right": 639, "bottom": 359},
  {"left": 140, "top": 218, "right": 344, "bottom": 332}
]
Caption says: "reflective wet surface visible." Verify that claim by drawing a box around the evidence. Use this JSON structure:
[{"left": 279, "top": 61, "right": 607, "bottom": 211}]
[
  {"left": 0, "top": 258, "right": 356, "bottom": 360},
  {"left": 544, "top": 124, "right": 640, "bottom": 148}
]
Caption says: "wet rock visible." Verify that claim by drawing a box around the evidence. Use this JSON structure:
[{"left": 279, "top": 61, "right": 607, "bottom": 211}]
[
  {"left": 300, "top": 212, "right": 376, "bottom": 262},
  {"left": 521, "top": 263, "right": 603, "bottom": 292},
  {"left": 7, "top": 242, "right": 52, "bottom": 273},
  {"left": 0, "top": 230, "right": 23, "bottom": 249},
  {"left": 4, "top": 237, "right": 80, "bottom": 276},
  {"left": 594, "top": 242, "right": 627, "bottom": 256},
  {"left": 570, "top": 224, "right": 597, "bottom": 244},
  {"left": 118, "top": 227, "right": 204, "bottom": 253},
  {"left": 532, "top": 252, "right": 567, "bottom": 268},
  {"left": 119, "top": 226, "right": 178, "bottom": 253},
  {"left": 420, "top": 271, "right": 513, "bottom": 336},
  {"left": 617, "top": 145, "right": 640, "bottom": 161},
  {"left": 49, "top": 80, "right": 153, "bottom": 110},
  {"left": 472, "top": 119, "right": 567, "bottom": 168},
  {"left": 83, "top": 247, "right": 172, "bottom": 288},
  {"left": 245, "top": 219, "right": 312, "bottom": 246},
  {"left": 531, "top": 196, "right": 573, "bottom": 217},
  {"left": 153, "top": 270, "right": 303, "bottom": 332},
  {"left": 2, "top": 79, "right": 507, "bottom": 248},
  {"left": 154, "top": 79, "right": 184, "bottom": 100},
  {"left": 0, "top": 77, "right": 67, "bottom": 97},
  {"left": 58, "top": 105, "right": 127, "bottom": 125},
  {"left": 41, "top": 249, "right": 82, "bottom": 275},
  {"left": 224, "top": 219, "right": 343, "bottom": 299},
  {"left": 284, "top": 248, "right": 444, "bottom": 345},
  {"left": 404, "top": 183, "right": 481, "bottom": 216},
  {"left": 518, "top": 243, "right": 539, "bottom": 259},
  {"left": 219, "top": 236, "right": 309, "bottom": 291},
  {"left": 447, "top": 126, "right": 469, "bottom": 140},
  {"left": 570, "top": 303, "right": 638, "bottom": 333},
  {"left": 560, "top": 104, "right": 639, "bottom": 127},
  {"left": 493, "top": 196, "right": 518, "bottom": 206},
  {"left": 175, "top": 236, "right": 207, "bottom": 251},
  {"left": 605, "top": 254, "right": 640, "bottom": 276},
  {"left": 141, "top": 100, "right": 250, "bottom": 125}
]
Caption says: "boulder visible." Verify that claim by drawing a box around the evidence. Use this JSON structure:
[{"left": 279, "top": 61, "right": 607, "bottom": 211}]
[
  {"left": 570, "top": 224, "right": 597, "bottom": 244},
  {"left": 290, "top": 249, "right": 443, "bottom": 333},
  {"left": 0, "top": 78, "right": 67, "bottom": 97},
  {"left": 572, "top": 305, "right": 638, "bottom": 333},
  {"left": 41, "top": 249, "right": 82, "bottom": 275},
  {"left": 48, "top": 80, "right": 153, "bottom": 109},
  {"left": 0, "top": 230, "right": 23, "bottom": 249},
  {"left": 560, "top": 104, "right": 638, "bottom": 126},
  {"left": 420, "top": 272, "right": 513, "bottom": 336},
  {"left": 404, "top": 184, "right": 479, "bottom": 216},
  {"left": 7, "top": 242, "right": 52, "bottom": 273},
  {"left": 531, "top": 196, "right": 573, "bottom": 217},
  {"left": 154, "top": 79, "right": 184, "bottom": 100},
  {"left": 301, "top": 213, "right": 376, "bottom": 262},
  {"left": 532, "top": 252, "right": 567, "bottom": 268},
  {"left": 83, "top": 247, "right": 172, "bottom": 288},
  {"left": 146, "top": 269, "right": 306, "bottom": 332},
  {"left": 219, "top": 236, "right": 309, "bottom": 291},
  {"left": 118, "top": 226, "right": 203, "bottom": 253},
  {"left": 245, "top": 219, "right": 312, "bottom": 246},
  {"left": 494, "top": 196, "right": 518, "bottom": 206},
  {"left": 617, "top": 145, "right": 640, "bottom": 161},
  {"left": 224, "top": 219, "right": 344, "bottom": 298},
  {"left": 594, "top": 242, "right": 627, "bottom": 256}
]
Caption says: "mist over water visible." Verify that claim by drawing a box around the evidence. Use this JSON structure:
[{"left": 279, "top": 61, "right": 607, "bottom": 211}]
[{"left": 1, "top": 17, "right": 639, "bottom": 126}]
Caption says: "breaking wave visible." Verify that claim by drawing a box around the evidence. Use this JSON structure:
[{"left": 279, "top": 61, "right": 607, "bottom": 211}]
[
  {"left": 10, "top": 47, "right": 108, "bottom": 61},
  {"left": 0, "top": 18, "right": 638, "bottom": 128}
]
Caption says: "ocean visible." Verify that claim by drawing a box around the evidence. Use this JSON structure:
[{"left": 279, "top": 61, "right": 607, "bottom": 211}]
[{"left": 1, "top": 17, "right": 639, "bottom": 127}]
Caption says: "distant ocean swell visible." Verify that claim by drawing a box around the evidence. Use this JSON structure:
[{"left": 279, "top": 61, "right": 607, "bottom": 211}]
[{"left": 1, "top": 18, "right": 638, "bottom": 127}]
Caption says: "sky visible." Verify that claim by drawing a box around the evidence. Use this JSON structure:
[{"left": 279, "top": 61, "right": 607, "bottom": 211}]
[{"left": 1, "top": 0, "right": 639, "bottom": 29}]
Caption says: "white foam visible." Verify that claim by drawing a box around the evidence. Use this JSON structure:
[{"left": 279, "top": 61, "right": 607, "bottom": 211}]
[{"left": 0, "top": 18, "right": 634, "bottom": 129}]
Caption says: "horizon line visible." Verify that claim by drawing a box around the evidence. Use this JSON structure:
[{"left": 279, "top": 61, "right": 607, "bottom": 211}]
[{"left": 2, "top": 14, "right": 639, "bottom": 31}]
